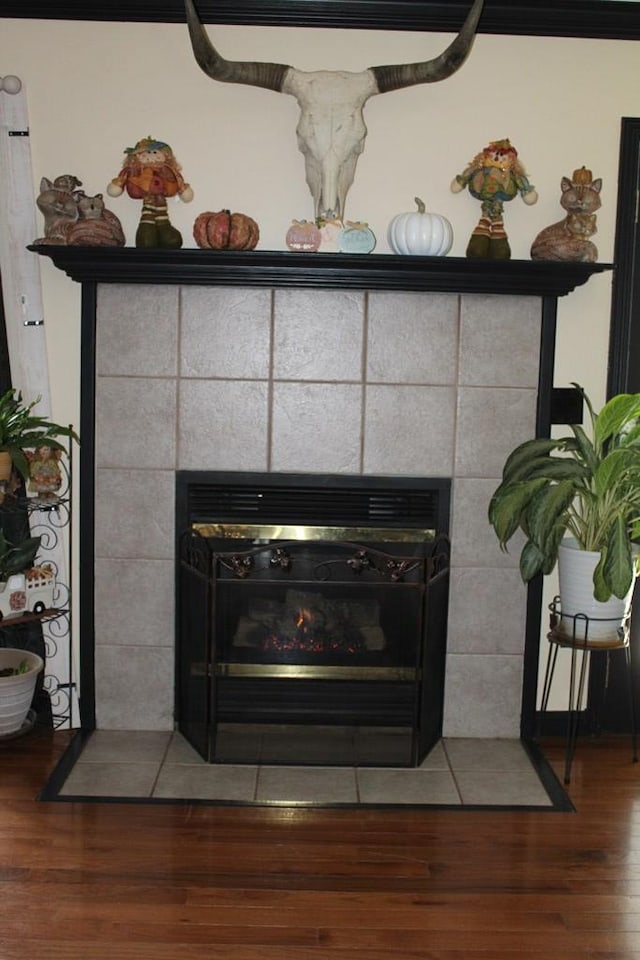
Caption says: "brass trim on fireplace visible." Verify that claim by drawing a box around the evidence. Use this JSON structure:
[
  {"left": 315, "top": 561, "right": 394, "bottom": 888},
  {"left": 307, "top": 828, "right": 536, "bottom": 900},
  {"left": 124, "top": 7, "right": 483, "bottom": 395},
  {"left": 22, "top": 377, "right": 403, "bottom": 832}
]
[
  {"left": 215, "top": 663, "right": 418, "bottom": 681},
  {"left": 193, "top": 522, "right": 435, "bottom": 543}
]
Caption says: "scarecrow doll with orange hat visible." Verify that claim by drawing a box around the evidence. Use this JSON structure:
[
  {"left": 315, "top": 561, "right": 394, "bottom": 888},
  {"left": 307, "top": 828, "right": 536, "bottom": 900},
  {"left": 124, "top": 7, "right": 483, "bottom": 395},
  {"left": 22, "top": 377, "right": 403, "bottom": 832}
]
[
  {"left": 451, "top": 138, "right": 537, "bottom": 258},
  {"left": 107, "top": 136, "right": 194, "bottom": 248}
]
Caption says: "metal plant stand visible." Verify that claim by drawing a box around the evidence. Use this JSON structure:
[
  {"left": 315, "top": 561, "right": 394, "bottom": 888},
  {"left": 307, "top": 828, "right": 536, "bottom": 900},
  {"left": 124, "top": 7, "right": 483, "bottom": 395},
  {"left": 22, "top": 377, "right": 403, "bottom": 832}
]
[{"left": 539, "top": 597, "right": 638, "bottom": 784}]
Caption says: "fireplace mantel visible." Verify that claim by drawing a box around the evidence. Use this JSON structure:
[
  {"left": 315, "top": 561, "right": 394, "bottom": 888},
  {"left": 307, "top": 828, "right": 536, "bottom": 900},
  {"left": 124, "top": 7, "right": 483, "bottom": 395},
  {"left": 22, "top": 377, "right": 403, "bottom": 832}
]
[{"left": 29, "top": 246, "right": 612, "bottom": 296}]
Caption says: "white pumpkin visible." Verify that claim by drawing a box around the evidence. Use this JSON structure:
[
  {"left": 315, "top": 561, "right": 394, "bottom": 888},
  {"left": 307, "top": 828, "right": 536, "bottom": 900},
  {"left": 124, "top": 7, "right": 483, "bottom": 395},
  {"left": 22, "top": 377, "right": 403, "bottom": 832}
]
[{"left": 387, "top": 197, "right": 453, "bottom": 256}]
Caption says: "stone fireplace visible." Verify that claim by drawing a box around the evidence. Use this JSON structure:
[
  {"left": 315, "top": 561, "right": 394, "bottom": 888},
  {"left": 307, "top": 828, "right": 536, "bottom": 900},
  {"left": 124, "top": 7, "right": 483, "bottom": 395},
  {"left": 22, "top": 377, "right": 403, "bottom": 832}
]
[{"left": 31, "top": 245, "right": 609, "bottom": 743}]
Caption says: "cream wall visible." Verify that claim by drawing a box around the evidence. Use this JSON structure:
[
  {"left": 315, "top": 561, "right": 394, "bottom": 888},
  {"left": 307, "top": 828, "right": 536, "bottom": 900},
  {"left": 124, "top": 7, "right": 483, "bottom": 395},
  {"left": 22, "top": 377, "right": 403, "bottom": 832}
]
[{"left": 1, "top": 20, "right": 638, "bottom": 426}]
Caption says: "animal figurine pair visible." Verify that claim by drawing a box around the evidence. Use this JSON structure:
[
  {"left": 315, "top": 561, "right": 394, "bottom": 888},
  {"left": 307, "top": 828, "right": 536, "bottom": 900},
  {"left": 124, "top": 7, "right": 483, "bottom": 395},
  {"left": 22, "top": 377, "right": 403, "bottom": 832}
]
[
  {"left": 34, "top": 175, "right": 125, "bottom": 247},
  {"left": 530, "top": 166, "right": 601, "bottom": 262}
]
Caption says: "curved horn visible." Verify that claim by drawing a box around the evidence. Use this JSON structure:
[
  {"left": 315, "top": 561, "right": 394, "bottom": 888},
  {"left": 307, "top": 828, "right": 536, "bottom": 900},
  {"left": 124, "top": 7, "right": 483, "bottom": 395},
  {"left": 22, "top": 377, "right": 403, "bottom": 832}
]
[
  {"left": 185, "top": 0, "right": 290, "bottom": 92},
  {"left": 370, "top": 0, "right": 484, "bottom": 94}
]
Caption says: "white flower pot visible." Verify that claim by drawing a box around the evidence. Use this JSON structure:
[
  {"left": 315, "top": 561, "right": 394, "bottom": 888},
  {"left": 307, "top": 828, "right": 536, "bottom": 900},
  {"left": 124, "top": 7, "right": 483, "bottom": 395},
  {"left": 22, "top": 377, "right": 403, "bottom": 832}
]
[
  {"left": 0, "top": 648, "right": 44, "bottom": 736},
  {"left": 557, "top": 538, "right": 634, "bottom": 644}
]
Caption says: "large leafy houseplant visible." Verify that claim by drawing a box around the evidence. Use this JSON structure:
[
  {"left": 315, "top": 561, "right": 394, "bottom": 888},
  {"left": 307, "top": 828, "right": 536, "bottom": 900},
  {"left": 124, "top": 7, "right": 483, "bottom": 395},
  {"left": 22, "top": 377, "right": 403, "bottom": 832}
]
[
  {"left": 488, "top": 385, "right": 640, "bottom": 602},
  {"left": 0, "top": 389, "right": 79, "bottom": 483}
]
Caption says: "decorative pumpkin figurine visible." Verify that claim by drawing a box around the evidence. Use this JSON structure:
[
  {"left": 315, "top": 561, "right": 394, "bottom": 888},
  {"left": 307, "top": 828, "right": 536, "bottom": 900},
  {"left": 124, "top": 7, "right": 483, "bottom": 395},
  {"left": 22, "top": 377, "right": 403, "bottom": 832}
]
[
  {"left": 451, "top": 139, "right": 538, "bottom": 259},
  {"left": 337, "top": 221, "right": 376, "bottom": 254},
  {"left": 387, "top": 198, "right": 453, "bottom": 256},
  {"left": 286, "top": 219, "right": 322, "bottom": 252},
  {"left": 107, "top": 136, "right": 194, "bottom": 248},
  {"left": 317, "top": 214, "right": 343, "bottom": 252},
  {"left": 193, "top": 210, "right": 260, "bottom": 250}
]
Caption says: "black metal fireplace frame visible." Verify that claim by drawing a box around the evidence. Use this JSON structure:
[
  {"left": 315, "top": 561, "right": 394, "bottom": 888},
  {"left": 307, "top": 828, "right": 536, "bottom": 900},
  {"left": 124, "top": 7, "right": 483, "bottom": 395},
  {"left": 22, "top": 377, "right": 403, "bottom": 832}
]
[{"left": 177, "top": 510, "right": 451, "bottom": 766}]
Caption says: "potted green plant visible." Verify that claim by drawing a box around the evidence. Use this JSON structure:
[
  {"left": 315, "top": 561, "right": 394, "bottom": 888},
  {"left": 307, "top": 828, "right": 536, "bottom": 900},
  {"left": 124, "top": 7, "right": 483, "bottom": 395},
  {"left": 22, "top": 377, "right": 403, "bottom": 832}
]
[
  {"left": 0, "top": 647, "right": 44, "bottom": 737},
  {"left": 0, "top": 388, "right": 79, "bottom": 490},
  {"left": 488, "top": 384, "right": 640, "bottom": 641}
]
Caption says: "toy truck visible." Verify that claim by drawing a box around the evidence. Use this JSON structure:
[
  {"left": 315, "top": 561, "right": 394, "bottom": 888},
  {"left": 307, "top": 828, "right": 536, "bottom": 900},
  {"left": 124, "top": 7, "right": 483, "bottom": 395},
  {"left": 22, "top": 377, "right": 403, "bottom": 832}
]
[{"left": 0, "top": 565, "right": 56, "bottom": 620}]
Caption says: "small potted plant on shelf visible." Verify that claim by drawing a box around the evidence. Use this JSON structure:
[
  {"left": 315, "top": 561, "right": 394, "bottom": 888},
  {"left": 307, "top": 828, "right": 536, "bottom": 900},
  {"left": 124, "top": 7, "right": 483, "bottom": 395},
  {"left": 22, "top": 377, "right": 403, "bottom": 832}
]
[
  {"left": 488, "top": 384, "right": 640, "bottom": 642},
  {"left": 0, "top": 388, "right": 78, "bottom": 500}
]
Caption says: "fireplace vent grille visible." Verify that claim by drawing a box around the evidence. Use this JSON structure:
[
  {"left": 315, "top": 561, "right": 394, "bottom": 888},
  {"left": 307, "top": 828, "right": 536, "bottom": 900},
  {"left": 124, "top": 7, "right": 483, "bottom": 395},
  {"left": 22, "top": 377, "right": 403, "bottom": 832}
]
[{"left": 178, "top": 472, "right": 450, "bottom": 532}]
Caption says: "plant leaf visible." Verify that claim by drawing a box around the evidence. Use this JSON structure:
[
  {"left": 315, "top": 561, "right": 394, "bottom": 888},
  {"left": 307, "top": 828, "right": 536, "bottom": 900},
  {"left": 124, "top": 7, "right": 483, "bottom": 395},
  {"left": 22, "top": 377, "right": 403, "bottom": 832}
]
[
  {"left": 526, "top": 480, "right": 575, "bottom": 553},
  {"left": 602, "top": 514, "right": 634, "bottom": 599},
  {"left": 595, "top": 393, "right": 640, "bottom": 448},
  {"left": 488, "top": 479, "right": 547, "bottom": 548},
  {"left": 569, "top": 424, "right": 598, "bottom": 473},
  {"left": 519, "top": 539, "right": 546, "bottom": 582},
  {"left": 500, "top": 438, "right": 561, "bottom": 484}
]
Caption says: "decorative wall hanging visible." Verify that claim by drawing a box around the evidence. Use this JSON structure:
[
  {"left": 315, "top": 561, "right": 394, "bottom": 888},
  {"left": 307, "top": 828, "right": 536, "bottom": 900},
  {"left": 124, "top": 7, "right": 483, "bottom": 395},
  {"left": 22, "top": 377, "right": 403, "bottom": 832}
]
[{"left": 184, "top": 0, "right": 484, "bottom": 221}]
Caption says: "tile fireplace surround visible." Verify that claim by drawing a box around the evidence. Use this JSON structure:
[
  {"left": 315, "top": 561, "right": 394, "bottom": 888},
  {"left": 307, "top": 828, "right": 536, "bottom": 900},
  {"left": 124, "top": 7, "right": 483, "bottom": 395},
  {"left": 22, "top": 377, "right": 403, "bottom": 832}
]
[
  {"left": 32, "top": 248, "right": 609, "bottom": 743},
  {"left": 96, "top": 282, "right": 540, "bottom": 738}
]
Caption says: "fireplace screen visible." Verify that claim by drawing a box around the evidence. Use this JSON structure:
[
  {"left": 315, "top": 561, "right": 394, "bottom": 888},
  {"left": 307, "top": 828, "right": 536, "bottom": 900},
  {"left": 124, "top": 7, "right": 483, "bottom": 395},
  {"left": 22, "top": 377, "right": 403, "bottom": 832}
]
[{"left": 176, "top": 472, "right": 450, "bottom": 767}]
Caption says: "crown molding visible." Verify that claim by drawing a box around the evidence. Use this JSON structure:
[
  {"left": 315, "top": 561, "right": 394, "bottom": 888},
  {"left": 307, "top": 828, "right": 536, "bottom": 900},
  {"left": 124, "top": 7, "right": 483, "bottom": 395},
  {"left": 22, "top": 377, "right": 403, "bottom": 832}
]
[{"left": 3, "top": 1, "right": 640, "bottom": 39}]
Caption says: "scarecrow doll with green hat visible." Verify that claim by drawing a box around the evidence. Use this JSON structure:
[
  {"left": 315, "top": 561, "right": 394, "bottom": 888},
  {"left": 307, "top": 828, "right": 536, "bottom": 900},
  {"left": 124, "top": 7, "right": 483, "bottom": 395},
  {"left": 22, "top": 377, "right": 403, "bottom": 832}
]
[
  {"left": 107, "top": 136, "right": 194, "bottom": 247},
  {"left": 451, "top": 138, "right": 537, "bottom": 258}
]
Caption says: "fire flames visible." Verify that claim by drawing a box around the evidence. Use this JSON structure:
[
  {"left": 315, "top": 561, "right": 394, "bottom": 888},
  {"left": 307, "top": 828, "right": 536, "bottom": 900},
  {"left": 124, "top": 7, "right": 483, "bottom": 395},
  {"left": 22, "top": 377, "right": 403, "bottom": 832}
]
[{"left": 262, "top": 606, "right": 363, "bottom": 655}]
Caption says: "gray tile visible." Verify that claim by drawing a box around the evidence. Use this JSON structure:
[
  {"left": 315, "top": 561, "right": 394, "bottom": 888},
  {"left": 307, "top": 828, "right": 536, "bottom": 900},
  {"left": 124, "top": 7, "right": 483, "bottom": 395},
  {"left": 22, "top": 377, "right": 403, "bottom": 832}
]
[
  {"left": 178, "top": 379, "right": 269, "bottom": 471},
  {"left": 95, "top": 559, "right": 174, "bottom": 648},
  {"left": 95, "top": 377, "right": 177, "bottom": 469},
  {"left": 363, "top": 385, "right": 455, "bottom": 475},
  {"left": 357, "top": 768, "right": 461, "bottom": 805},
  {"left": 181, "top": 287, "right": 272, "bottom": 379},
  {"left": 95, "top": 645, "right": 174, "bottom": 731},
  {"left": 459, "top": 295, "right": 541, "bottom": 387},
  {"left": 271, "top": 383, "right": 362, "bottom": 473},
  {"left": 166, "top": 732, "right": 207, "bottom": 764},
  {"left": 97, "top": 285, "right": 179, "bottom": 377},
  {"left": 447, "top": 567, "right": 528, "bottom": 655},
  {"left": 273, "top": 289, "right": 364, "bottom": 381},
  {"left": 154, "top": 764, "right": 258, "bottom": 801},
  {"left": 417, "top": 739, "right": 449, "bottom": 770},
  {"left": 367, "top": 292, "right": 458, "bottom": 384},
  {"left": 256, "top": 766, "right": 358, "bottom": 804},
  {"left": 443, "top": 654, "right": 524, "bottom": 739},
  {"left": 455, "top": 769, "right": 552, "bottom": 806},
  {"left": 60, "top": 761, "right": 160, "bottom": 798},
  {"left": 455, "top": 387, "right": 537, "bottom": 478},
  {"left": 94, "top": 468, "right": 174, "bottom": 560},
  {"left": 444, "top": 737, "right": 534, "bottom": 772},
  {"left": 78, "top": 730, "right": 172, "bottom": 763}
]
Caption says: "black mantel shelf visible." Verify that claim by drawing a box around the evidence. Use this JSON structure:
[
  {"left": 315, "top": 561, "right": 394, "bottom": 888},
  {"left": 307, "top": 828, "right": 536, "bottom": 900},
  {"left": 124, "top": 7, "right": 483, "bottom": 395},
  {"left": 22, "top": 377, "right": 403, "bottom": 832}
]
[{"left": 29, "top": 246, "right": 612, "bottom": 297}]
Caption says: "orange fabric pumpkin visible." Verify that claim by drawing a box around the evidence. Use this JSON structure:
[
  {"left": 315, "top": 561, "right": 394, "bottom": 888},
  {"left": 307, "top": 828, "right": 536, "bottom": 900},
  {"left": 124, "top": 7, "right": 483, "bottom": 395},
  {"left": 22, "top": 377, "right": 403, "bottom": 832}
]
[{"left": 193, "top": 210, "right": 260, "bottom": 250}]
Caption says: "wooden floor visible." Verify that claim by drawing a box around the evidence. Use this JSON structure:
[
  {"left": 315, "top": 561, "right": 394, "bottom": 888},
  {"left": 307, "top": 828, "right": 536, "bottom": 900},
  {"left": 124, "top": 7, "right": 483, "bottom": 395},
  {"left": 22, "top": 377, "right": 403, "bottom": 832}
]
[{"left": 1, "top": 728, "right": 639, "bottom": 960}]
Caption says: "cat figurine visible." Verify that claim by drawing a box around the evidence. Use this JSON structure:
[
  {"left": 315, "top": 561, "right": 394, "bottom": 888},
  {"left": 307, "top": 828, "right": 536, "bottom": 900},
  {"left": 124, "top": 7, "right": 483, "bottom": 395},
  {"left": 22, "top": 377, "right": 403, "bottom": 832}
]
[
  {"left": 34, "top": 178, "right": 125, "bottom": 246},
  {"left": 65, "top": 192, "right": 125, "bottom": 247},
  {"left": 530, "top": 167, "right": 602, "bottom": 262},
  {"left": 33, "top": 174, "right": 82, "bottom": 244}
]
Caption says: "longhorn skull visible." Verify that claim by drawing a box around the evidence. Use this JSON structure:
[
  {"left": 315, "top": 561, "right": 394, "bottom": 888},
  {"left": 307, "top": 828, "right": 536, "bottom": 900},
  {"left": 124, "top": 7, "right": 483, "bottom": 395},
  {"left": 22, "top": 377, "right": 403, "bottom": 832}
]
[{"left": 185, "top": 0, "right": 484, "bottom": 220}]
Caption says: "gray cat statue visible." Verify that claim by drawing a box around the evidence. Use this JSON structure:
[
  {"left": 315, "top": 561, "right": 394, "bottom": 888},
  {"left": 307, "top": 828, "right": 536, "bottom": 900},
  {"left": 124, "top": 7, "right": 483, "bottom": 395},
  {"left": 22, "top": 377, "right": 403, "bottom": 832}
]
[
  {"left": 530, "top": 167, "right": 601, "bottom": 262},
  {"left": 34, "top": 175, "right": 125, "bottom": 246}
]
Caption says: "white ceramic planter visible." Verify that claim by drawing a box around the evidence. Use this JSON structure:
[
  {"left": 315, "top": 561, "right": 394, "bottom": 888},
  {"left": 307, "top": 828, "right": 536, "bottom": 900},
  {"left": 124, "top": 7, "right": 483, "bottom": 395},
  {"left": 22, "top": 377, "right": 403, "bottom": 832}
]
[
  {"left": 0, "top": 648, "right": 44, "bottom": 736},
  {"left": 557, "top": 538, "right": 634, "bottom": 643}
]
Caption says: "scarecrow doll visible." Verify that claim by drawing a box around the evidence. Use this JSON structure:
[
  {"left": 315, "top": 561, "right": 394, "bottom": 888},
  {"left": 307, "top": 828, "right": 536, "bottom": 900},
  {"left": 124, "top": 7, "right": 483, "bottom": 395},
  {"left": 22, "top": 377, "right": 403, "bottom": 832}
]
[
  {"left": 107, "top": 136, "right": 194, "bottom": 248},
  {"left": 451, "top": 139, "right": 537, "bottom": 259}
]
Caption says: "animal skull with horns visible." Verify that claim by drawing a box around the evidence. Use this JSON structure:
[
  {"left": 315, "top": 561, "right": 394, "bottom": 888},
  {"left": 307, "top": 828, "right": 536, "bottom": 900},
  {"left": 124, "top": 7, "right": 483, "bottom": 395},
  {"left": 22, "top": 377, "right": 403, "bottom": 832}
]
[{"left": 185, "top": 0, "right": 484, "bottom": 220}]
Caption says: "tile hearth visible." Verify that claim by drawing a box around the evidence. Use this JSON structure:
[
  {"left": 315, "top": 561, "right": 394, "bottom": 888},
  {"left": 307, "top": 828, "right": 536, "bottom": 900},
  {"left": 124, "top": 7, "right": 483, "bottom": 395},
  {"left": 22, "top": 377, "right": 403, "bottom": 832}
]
[{"left": 57, "top": 732, "right": 558, "bottom": 808}]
